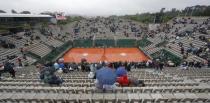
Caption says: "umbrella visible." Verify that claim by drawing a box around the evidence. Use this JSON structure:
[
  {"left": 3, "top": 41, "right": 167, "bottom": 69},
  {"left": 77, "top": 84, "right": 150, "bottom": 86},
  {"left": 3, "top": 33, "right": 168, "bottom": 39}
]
[
  {"left": 116, "top": 66, "right": 127, "bottom": 77},
  {"left": 96, "top": 67, "right": 117, "bottom": 86}
]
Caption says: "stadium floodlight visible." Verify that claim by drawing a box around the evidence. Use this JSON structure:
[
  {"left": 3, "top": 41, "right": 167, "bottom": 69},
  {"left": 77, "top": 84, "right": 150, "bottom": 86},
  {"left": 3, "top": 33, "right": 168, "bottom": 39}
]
[
  {"left": 190, "top": 7, "right": 196, "bottom": 16},
  {"left": 185, "top": 7, "right": 190, "bottom": 17}
]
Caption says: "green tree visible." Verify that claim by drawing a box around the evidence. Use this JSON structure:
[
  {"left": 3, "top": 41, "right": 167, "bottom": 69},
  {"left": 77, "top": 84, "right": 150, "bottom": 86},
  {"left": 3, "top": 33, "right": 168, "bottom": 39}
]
[{"left": 0, "top": 10, "right": 6, "bottom": 13}]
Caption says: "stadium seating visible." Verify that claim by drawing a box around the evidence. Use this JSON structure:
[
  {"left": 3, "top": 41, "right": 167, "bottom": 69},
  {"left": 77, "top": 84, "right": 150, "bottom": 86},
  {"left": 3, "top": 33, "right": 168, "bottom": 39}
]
[
  {"left": 0, "top": 16, "right": 210, "bottom": 102},
  {"left": 27, "top": 43, "right": 52, "bottom": 58},
  {"left": 0, "top": 66, "right": 210, "bottom": 102}
]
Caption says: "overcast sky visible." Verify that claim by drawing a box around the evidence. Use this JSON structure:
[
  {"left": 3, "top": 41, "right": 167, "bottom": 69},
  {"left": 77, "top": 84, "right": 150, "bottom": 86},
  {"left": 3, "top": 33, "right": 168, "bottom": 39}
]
[{"left": 0, "top": 0, "right": 209, "bottom": 16}]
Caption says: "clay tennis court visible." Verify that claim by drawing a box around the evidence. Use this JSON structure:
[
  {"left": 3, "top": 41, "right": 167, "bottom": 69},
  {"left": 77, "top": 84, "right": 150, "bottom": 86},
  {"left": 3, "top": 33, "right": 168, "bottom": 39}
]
[{"left": 63, "top": 48, "right": 150, "bottom": 63}]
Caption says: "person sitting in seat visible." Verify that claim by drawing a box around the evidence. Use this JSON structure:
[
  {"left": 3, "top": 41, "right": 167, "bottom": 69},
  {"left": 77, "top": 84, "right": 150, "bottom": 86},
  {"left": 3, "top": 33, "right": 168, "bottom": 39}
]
[
  {"left": 116, "top": 63, "right": 129, "bottom": 86},
  {"left": 129, "top": 77, "right": 145, "bottom": 87},
  {"left": 37, "top": 63, "right": 64, "bottom": 86},
  {"left": 95, "top": 62, "right": 117, "bottom": 92},
  {"left": 53, "top": 62, "right": 59, "bottom": 70},
  {"left": 116, "top": 75, "right": 130, "bottom": 86},
  {"left": 0, "top": 61, "right": 16, "bottom": 79},
  {"left": 180, "top": 61, "right": 188, "bottom": 70},
  {"left": 88, "top": 63, "right": 97, "bottom": 79}
]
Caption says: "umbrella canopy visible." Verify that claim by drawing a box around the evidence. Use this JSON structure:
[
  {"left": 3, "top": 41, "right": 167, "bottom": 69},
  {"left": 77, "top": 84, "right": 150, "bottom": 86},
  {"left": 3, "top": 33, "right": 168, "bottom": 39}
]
[
  {"left": 116, "top": 66, "right": 127, "bottom": 77},
  {"left": 96, "top": 67, "right": 117, "bottom": 86}
]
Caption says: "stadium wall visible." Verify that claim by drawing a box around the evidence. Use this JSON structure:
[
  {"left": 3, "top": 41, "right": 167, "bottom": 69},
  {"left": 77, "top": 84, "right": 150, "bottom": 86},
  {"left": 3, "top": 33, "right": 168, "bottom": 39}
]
[{"left": 72, "top": 39, "right": 152, "bottom": 48}]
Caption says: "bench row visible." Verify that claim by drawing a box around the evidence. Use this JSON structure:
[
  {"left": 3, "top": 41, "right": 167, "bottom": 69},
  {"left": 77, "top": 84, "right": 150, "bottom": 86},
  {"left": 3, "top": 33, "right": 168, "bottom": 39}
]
[
  {"left": 0, "top": 86, "right": 210, "bottom": 94},
  {"left": 0, "top": 78, "right": 184, "bottom": 83},
  {"left": 0, "top": 92, "right": 210, "bottom": 103},
  {"left": 0, "top": 82, "right": 199, "bottom": 87}
]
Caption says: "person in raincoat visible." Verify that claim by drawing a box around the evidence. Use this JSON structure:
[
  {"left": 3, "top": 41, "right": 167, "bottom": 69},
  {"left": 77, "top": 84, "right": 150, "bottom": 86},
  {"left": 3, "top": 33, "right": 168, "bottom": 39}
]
[
  {"left": 116, "top": 64, "right": 129, "bottom": 86},
  {"left": 53, "top": 62, "right": 59, "bottom": 70}
]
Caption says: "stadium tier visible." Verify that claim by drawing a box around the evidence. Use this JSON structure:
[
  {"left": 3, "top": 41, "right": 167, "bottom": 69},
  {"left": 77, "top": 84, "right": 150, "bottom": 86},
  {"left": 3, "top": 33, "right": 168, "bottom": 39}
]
[{"left": 0, "top": 13, "right": 210, "bottom": 103}]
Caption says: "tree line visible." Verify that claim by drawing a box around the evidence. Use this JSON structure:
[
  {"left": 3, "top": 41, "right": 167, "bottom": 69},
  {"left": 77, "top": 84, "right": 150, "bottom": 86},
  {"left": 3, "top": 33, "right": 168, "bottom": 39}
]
[{"left": 122, "top": 5, "right": 210, "bottom": 23}]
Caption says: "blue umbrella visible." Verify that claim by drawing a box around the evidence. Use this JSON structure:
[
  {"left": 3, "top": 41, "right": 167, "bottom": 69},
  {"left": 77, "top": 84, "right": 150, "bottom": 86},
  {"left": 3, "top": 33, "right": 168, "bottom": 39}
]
[
  {"left": 116, "top": 66, "right": 127, "bottom": 77},
  {"left": 96, "top": 67, "right": 117, "bottom": 86}
]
